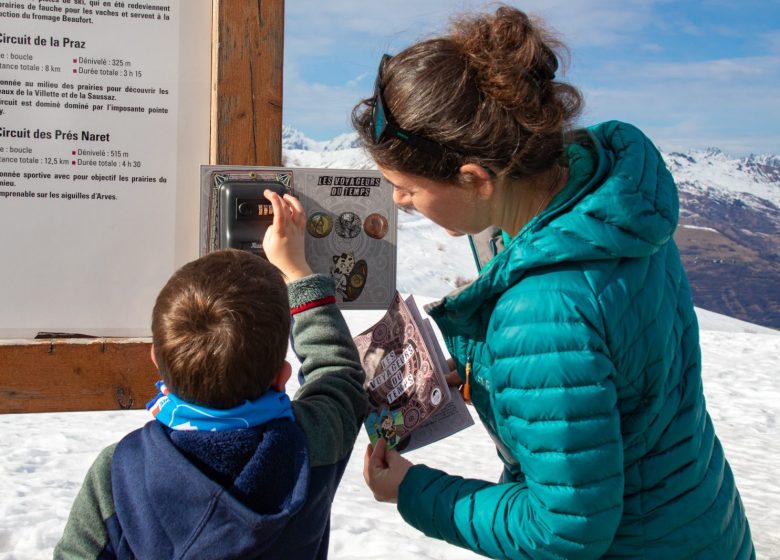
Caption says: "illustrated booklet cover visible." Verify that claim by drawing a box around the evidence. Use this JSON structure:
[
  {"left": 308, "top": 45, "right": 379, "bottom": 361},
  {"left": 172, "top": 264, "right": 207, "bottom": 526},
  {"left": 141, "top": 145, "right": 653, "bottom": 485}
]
[
  {"left": 200, "top": 165, "right": 397, "bottom": 310},
  {"left": 353, "top": 292, "right": 474, "bottom": 453}
]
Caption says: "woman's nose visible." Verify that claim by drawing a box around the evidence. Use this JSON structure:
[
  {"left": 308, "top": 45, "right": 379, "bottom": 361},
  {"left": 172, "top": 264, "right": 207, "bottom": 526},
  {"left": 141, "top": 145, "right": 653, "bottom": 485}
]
[{"left": 392, "top": 189, "right": 410, "bottom": 206}]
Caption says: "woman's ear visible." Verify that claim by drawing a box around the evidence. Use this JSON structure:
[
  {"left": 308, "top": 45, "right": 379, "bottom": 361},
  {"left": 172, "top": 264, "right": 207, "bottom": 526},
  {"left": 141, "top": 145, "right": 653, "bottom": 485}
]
[{"left": 459, "top": 163, "right": 495, "bottom": 200}]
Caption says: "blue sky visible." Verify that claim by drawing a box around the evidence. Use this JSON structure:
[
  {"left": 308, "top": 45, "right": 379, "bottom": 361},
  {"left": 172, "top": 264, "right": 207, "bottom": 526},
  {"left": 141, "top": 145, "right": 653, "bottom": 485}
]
[{"left": 283, "top": 0, "right": 780, "bottom": 155}]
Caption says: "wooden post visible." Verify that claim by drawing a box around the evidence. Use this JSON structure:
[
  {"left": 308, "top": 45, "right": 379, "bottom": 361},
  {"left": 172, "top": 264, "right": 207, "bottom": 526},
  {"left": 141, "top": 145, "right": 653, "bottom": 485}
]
[
  {"left": 212, "top": 0, "right": 285, "bottom": 166},
  {"left": 0, "top": 0, "right": 285, "bottom": 414}
]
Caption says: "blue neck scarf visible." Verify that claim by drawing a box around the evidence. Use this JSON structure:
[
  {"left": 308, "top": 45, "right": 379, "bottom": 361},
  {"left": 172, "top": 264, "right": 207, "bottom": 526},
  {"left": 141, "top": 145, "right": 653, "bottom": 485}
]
[{"left": 146, "top": 380, "right": 294, "bottom": 431}]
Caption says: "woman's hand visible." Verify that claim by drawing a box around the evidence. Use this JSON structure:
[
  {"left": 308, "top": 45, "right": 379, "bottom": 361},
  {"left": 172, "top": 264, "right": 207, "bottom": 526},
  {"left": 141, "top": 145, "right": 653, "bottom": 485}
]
[
  {"left": 262, "top": 190, "right": 312, "bottom": 282},
  {"left": 444, "top": 357, "right": 460, "bottom": 386},
  {"left": 363, "top": 438, "right": 413, "bottom": 503},
  {"left": 444, "top": 371, "right": 462, "bottom": 387}
]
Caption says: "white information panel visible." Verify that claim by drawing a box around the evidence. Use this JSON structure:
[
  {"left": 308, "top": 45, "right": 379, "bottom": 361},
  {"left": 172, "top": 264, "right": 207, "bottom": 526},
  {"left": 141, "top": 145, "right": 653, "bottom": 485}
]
[{"left": 0, "top": 1, "right": 211, "bottom": 338}]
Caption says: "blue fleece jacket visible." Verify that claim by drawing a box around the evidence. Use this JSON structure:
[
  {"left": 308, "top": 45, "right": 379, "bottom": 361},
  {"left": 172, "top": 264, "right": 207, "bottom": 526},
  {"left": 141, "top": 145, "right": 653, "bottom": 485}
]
[{"left": 54, "top": 275, "right": 368, "bottom": 560}]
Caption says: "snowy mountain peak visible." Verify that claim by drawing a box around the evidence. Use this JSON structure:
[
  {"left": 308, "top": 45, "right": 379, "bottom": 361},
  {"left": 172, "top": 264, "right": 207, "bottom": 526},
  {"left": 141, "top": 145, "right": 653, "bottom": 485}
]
[
  {"left": 281, "top": 125, "right": 319, "bottom": 151},
  {"left": 321, "top": 132, "right": 361, "bottom": 151},
  {"left": 704, "top": 147, "right": 724, "bottom": 158},
  {"left": 281, "top": 126, "right": 372, "bottom": 169},
  {"left": 281, "top": 126, "right": 361, "bottom": 152},
  {"left": 746, "top": 153, "right": 780, "bottom": 166},
  {"left": 662, "top": 146, "right": 780, "bottom": 210}
]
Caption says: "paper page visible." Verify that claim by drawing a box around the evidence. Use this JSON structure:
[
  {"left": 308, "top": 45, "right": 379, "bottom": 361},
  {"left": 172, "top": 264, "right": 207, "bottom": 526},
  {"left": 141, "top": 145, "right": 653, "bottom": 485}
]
[
  {"left": 355, "top": 291, "right": 474, "bottom": 452},
  {"left": 0, "top": 1, "right": 211, "bottom": 338},
  {"left": 399, "top": 386, "right": 475, "bottom": 453},
  {"left": 354, "top": 292, "right": 450, "bottom": 450}
]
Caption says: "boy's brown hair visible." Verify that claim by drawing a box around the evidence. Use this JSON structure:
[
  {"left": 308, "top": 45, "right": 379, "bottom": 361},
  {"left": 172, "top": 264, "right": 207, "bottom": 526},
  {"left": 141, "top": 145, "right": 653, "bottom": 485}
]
[{"left": 151, "top": 249, "right": 290, "bottom": 408}]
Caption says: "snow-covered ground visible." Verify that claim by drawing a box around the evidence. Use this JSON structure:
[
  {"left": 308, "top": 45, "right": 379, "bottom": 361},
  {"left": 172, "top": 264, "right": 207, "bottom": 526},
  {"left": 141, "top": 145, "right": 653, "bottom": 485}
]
[
  {"left": 1, "top": 311, "right": 778, "bottom": 559},
  {"left": 2, "top": 209, "right": 779, "bottom": 559}
]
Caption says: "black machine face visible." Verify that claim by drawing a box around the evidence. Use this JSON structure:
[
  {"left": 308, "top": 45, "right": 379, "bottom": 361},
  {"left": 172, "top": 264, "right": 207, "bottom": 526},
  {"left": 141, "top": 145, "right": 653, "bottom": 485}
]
[{"left": 217, "top": 180, "right": 290, "bottom": 258}]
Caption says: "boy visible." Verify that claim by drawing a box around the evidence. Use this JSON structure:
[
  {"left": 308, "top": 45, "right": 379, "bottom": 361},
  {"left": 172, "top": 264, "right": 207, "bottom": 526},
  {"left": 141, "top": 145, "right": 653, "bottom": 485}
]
[{"left": 55, "top": 191, "right": 368, "bottom": 559}]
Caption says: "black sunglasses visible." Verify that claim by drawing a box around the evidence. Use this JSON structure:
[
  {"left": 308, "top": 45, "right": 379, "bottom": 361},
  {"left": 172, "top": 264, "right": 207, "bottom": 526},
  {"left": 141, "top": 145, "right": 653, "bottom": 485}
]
[{"left": 370, "top": 54, "right": 449, "bottom": 156}]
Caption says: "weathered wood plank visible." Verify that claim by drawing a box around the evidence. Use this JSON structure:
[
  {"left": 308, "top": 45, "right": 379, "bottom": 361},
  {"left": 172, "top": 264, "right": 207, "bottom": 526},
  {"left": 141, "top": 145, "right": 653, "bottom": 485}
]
[
  {"left": 0, "top": 340, "right": 154, "bottom": 413},
  {"left": 212, "top": 0, "right": 285, "bottom": 166}
]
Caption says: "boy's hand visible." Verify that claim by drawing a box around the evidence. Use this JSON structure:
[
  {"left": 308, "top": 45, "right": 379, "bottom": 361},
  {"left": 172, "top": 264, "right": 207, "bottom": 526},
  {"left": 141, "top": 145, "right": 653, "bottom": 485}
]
[
  {"left": 262, "top": 190, "right": 313, "bottom": 282},
  {"left": 363, "top": 438, "right": 413, "bottom": 503}
]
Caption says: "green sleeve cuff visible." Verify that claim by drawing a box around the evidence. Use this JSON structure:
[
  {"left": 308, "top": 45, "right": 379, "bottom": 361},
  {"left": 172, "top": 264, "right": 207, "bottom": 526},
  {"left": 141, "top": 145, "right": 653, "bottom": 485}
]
[{"left": 287, "top": 274, "right": 335, "bottom": 310}]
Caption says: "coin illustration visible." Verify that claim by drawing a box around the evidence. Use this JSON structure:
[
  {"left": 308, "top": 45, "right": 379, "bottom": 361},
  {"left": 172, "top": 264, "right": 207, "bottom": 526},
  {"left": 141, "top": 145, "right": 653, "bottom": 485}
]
[
  {"left": 335, "top": 211, "right": 362, "bottom": 239},
  {"left": 307, "top": 212, "right": 333, "bottom": 238},
  {"left": 363, "top": 212, "right": 389, "bottom": 239},
  {"left": 345, "top": 259, "right": 368, "bottom": 302}
]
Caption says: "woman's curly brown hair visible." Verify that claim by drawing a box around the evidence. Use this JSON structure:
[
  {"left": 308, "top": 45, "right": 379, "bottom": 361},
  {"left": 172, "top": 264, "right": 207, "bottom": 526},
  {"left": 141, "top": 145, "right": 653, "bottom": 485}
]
[{"left": 352, "top": 4, "right": 583, "bottom": 184}]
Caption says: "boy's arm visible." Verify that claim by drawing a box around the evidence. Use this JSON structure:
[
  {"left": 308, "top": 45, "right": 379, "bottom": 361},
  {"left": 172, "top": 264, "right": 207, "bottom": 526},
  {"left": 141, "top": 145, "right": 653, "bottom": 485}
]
[
  {"left": 261, "top": 190, "right": 367, "bottom": 466},
  {"left": 54, "top": 444, "right": 117, "bottom": 560},
  {"left": 288, "top": 274, "right": 368, "bottom": 467}
]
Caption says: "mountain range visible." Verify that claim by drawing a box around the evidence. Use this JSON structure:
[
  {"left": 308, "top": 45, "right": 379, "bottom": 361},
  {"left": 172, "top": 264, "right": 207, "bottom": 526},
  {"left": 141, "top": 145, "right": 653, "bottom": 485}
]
[{"left": 282, "top": 127, "right": 780, "bottom": 330}]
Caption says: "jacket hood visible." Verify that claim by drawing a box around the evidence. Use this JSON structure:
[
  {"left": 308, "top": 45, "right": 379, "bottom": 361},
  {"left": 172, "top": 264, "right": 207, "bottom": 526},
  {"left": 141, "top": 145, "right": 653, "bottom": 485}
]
[
  {"left": 429, "top": 121, "right": 678, "bottom": 336},
  {"left": 111, "top": 419, "right": 310, "bottom": 559}
]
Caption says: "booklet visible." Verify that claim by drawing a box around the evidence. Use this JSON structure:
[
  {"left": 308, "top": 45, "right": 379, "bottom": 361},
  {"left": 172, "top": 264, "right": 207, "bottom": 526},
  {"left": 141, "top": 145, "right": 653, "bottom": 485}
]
[
  {"left": 199, "top": 165, "right": 397, "bottom": 310},
  {"left": 353, "top": 292, "right": 474, "bottom": 453}
]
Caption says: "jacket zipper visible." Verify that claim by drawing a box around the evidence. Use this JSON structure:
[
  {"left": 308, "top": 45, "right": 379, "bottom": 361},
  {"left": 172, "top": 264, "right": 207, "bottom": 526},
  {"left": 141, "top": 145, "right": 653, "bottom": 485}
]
[{"left": 462, "top": 347, "right": 474, "bottom": 402}]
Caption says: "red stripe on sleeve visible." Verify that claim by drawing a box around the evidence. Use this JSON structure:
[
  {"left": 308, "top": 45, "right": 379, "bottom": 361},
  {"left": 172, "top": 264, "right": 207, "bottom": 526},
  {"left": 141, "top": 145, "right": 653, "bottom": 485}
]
[{"left": 290, "top": 295, "right": 337, "bottom": 315}]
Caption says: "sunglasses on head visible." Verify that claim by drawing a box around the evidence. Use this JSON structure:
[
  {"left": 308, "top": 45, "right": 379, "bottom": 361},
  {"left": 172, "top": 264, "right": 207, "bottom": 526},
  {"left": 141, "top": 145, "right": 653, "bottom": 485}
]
[{"left": 370, "top": 54, "right": 449, "bottom": 156}]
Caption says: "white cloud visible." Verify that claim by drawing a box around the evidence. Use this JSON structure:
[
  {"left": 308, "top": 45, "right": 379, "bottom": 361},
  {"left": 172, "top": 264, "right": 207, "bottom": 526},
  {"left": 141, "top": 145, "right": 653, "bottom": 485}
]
[
  {"left": 346, "top": 72, "right": 370, "bottom": 88},
  {"left": 581, "top": 77, "right": 780, "bottom": 155},
  {"left": 283, "top": 66, "right": 367, "bottom": 140},
  {"left": 284, "top": 0, "right": 663, "bottom": 61},
  {"left": 640, "top": 42, "right": 665, "bottom": 54},
  {"left": 282, "top": 0, "right": 780, "bottom": 153},
  {"left": 283, "top": 0, "right": 665, "bottom": 131},
  {"left": 522, "top": 0, "right": 659, "bottom": 48},
  {"left": 636, "top": 56, "right": 780, "bottom": 81}
]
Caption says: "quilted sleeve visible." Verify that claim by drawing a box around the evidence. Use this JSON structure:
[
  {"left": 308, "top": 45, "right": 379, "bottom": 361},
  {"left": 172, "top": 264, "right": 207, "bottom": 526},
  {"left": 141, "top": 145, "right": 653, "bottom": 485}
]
[{"left": 398, "top": 286, "right": 624, "bottom": 559}]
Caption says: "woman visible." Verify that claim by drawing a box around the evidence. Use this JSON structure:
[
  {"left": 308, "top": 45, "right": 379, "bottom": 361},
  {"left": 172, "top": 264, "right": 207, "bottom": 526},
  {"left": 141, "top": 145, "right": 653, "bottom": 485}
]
[{"left": 355, "top": 5, "right": 754, "bottom": 559}]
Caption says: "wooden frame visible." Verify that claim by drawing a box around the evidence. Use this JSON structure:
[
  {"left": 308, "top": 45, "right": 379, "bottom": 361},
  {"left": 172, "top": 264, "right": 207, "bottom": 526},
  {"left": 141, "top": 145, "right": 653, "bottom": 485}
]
[
  {"left": 0, "top": 0, "right": 285, "bottom": 414},
  {"left": 0, "top": 339, "right": 154, "bottom": 413}
]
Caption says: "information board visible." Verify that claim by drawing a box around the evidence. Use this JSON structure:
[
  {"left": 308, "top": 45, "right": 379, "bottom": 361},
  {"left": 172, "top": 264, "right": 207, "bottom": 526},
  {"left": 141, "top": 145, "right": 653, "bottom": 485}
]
[
  {"left": 200, "top": 165, "right": 398, "bottom": 310},
  {"left": 0, "top": 1, "right": 211, "bottom": 338}
]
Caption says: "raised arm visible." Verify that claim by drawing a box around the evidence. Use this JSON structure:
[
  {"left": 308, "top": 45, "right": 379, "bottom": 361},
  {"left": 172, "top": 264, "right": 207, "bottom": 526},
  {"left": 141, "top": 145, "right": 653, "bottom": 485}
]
[
  {"left": 287, "top": 275, "right": 367, "bottom": 466},
  {"left": 262, "top": 190, "right": 367, "bottom": 467}
]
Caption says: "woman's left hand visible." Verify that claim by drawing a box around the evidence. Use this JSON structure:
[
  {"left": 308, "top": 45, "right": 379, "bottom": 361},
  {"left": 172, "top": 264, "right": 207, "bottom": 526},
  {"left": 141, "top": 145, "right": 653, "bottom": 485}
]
[{"left": 363, "top": 438, "right": 413, "bottom": 503}]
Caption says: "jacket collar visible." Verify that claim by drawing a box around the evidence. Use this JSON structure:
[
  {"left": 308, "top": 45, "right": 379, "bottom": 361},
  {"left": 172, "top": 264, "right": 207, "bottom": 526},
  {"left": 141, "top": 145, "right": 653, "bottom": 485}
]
[{"left": 428, "top": 121, "right": 679, "bottom": 339}]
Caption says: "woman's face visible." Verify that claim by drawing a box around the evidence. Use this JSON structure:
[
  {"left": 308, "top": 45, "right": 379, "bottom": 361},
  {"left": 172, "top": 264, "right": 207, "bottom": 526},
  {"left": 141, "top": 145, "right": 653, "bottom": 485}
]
[{"left": 378, "top": 165, "right": 491, "bottom": 236}]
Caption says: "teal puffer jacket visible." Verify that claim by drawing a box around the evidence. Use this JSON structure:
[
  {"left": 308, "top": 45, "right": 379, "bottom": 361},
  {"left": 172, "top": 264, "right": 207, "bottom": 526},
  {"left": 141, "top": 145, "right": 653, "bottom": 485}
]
[{"left": 399, "top": 121, "right": 754, "bottom": 559}]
